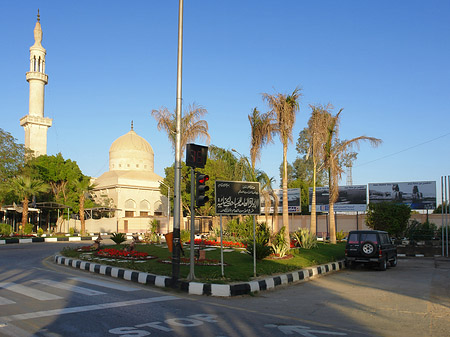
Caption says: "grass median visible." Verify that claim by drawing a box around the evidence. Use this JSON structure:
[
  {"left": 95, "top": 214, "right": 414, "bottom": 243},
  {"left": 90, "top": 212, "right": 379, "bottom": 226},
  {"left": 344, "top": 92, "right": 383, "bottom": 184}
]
[{"left": 61, "top": 242, "right": 345, "bottom": 284}]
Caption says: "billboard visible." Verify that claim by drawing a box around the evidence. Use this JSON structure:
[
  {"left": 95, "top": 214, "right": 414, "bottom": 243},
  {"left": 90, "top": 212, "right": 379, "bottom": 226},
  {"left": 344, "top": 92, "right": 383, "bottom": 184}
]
[
  {"left": 215, "top": 180, "right": 260, "bottom": 215},
  {"left": 260, "top": 188, "right": 301, "bottom": 213},
  {"left": 309, "top": 185, "right": 367, "bottom": 212},
  {"left": 368, "top": 181, "right": 436, "bottom": 210}
]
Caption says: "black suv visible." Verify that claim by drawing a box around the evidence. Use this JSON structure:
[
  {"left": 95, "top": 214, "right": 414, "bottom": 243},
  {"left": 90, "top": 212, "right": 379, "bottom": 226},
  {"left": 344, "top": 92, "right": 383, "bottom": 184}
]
[{"left": 344, "top": 230, "right": 397, "bottom": 271}]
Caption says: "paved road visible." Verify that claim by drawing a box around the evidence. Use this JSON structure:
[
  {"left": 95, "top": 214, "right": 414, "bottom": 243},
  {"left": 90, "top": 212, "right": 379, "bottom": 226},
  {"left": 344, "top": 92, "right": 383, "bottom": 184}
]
[{"left": 0, "top": 243, "right": 449, "bottom": 336}]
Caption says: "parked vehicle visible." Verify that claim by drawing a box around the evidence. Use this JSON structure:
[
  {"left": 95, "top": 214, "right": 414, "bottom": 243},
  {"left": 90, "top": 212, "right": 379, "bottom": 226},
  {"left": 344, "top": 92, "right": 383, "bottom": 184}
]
[{"left": 344, "top": 230, "right": 397, "bottom": 271}]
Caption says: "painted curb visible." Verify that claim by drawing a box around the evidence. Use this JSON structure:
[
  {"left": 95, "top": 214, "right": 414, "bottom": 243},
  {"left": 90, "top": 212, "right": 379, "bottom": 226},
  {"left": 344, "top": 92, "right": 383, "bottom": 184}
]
[
  {"left": 0, "top": 237, "right": 96, "bottom": 245},
  {"left": 53, "top": 255, "right": 345, "bottom": 297}
]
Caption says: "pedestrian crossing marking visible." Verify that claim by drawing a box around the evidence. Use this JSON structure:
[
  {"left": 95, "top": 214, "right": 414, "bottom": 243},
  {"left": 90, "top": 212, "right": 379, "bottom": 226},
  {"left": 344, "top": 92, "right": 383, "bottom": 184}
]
[
  {"left": 0, "top": 296, "right": 16, "bottom": 305},
  {"left": 69, "top": 277, "right": 139, "bottom": 292},
  {"left": 32, "top": 279, "right": 106, "bottom": 296},
  {"left": 0, "top": 282, "right": 62, "bottom": 301}
]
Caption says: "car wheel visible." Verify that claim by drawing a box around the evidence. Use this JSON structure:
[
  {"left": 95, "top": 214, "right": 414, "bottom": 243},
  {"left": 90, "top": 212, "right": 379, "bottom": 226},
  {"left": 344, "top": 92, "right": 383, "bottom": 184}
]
[
  {"left": 390, "top": 255, "right": 397, "bottom": 267},
  {"left": 379, "top": 257, "right": 387, "bottom": 271},
  {"left": 361, "top": 241, "right": 377, "bottom": 257}
]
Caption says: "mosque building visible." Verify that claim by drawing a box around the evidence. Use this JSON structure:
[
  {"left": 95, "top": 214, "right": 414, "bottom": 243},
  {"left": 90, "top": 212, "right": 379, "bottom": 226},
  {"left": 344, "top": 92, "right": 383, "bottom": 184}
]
[{"left": 20, "top": 12, "right": 169, "bottom": 234}]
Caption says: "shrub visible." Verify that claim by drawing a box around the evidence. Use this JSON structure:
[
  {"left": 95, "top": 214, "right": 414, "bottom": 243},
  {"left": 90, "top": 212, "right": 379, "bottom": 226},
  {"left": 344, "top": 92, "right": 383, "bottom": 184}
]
[
  {"left": 69, "top": 227, "right": 75, "bottom": 236},
  {"left": 37, "top": 227, "right": 44, "bottom": 237},
  {"left": 0, "top": 223, "right": 12, "bottom": 237},
  {"left": 293, "top": 228, "right": 318, "bottom": 249},
  {"left": 180, "top": 230, "right": 191, "bottom": 243},
  {"left": 23, "top": 223, "right": 34, "bottom": 235},
  {"left": 144, "top": 220, "right": 160, "bottom": 243},
  {"left": 245, "top": 222, "right": 272, "bottom": 260},
  {"left": 224, "top": 216, "right": 254, "bottom": 243},
  {"left": 110, "top": 232, "right": 127, "bottom": 245},
  {"left": 405, "top": 220, "right": 437, "bottom": 241},
  {"left": 271, "top": 226, "right": 289, "bottom": 257},
  {"left": 336, "top": 230, "right": 347, "bottom": 242}
]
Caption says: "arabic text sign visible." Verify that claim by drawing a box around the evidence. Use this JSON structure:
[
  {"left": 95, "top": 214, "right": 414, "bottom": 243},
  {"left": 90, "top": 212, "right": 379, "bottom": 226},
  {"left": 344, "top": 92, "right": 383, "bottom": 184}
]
[{"left": 215, "top": 180, "right": 260, "bottom": 215}]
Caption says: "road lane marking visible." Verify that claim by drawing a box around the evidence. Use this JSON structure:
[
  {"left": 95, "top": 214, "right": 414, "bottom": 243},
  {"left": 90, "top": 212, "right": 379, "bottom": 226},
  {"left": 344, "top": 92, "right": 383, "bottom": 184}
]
[
  {"left": 0, "top": 296, "right": 179, "bottom": 323},
  {"left": 0, "top": 297, "right": 15, "bottom": 305},
  {"left": 32, "top": 279, "right": 106, "bottom": 296},
  {"left": 69, "top": 277, "right": 139, "bottom": 292},
  {"left": 0, "top": 283, "right": 62, "bottom": 301}
]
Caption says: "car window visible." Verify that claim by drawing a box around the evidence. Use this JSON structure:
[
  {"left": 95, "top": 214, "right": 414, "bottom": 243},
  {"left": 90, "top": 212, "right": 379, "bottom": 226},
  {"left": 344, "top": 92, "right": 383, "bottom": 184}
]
[
  {"left": 380, "top": 234, "right": 389, "bottom": 244},
  {"left": 348, "top": 233, "right": 358, "bottom": 244},
  {"left": 360, "top": 233, "right": 378, "bottom": 244}
]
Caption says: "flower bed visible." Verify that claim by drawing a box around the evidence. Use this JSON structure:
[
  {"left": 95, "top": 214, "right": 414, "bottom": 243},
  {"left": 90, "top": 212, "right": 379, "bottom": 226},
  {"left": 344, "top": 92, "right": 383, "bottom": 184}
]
[
  {"left": 158, "top": 257, "right": 227, "bottom": 266},
  {"left": 95, "top": 248, "right": 156, "bottom": 260},
  {"left": 187, "top": 239, "right": 246, "bottom": 248}
]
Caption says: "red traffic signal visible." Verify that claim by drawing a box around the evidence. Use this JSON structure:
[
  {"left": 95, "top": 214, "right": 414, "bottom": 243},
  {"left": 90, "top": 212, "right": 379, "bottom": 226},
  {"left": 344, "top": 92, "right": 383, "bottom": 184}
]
[{"left": 196, "top": 173, "right": 210, "bottom": 207}]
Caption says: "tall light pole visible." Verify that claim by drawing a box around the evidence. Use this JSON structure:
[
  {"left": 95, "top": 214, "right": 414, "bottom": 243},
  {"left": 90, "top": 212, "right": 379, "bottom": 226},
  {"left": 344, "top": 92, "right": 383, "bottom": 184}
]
[
  {"left": 159, "top": 181, "right": 171, "bottom": 233},
  {"left": 172, "top": 0, "right": 184, "bottom": 286}
]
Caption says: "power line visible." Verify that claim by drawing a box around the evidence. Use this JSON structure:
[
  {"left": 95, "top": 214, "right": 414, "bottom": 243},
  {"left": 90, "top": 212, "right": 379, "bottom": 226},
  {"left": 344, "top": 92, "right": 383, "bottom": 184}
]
[{"left": 356, "top": 132, "right": 450, "bottom": 167}]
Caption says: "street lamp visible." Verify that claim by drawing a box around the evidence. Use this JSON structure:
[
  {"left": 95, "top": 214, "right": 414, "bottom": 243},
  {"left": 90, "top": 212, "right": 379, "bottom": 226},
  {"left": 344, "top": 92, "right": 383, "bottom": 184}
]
[{"left": 159, "top": 181, "right": 171, "bottom": 233}]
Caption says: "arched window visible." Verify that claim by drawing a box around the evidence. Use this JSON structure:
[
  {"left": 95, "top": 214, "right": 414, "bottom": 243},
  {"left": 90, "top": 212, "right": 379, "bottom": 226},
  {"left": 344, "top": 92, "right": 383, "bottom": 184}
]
[
  {"left": 154, "top": 201, "right": 163, "bottom": 216},
  {"left": 139, "top": 200, "right": 150, "bottom": 217},
  {"left": 124, "top": 199, "right": 136, "bottom": 217}
]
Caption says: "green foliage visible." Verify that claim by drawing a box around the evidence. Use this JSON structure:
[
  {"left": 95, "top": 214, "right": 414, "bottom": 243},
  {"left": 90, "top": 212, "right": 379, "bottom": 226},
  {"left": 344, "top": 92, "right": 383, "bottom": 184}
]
[
  {"left": 434, "top": 203, "right": 449, "bottom": 214},
  {"left": 293, "top": 228, "right": 318, "bottom": 249},
  {"left": 23, "top": 223, "right": 34, "bottom": 235},
  {"left": 37, "top": 228, "right": 44, "bottom": 237},
  {"left": 224, "top": 216, "right": 254, "bottom": 243},
  {"left": 366, "top": 202, "right": 411, "bottom": 237},
  {"left": 0, "top": 223, "right": 12, "bottom": 236},
  {"left": 144, "top": 220, "right": 161, "bottom": 243},
  {"left": 110, "top": 232, "right": 127, "bottom": 245},
  {"left": 405, "top": 220, "right": 438, "bottom": 241},
  {"left": 336, "top": 230, "right": 347, "bottom": 242},
  {"left": 271, "top": 226, "right": 290, "bottom": 257},
  {"left": 245, "top": 222, "right": 272, "bottom": 260},
  {"left": 69, "top": 227, "right": 76, "bottom": 236},
  {"left": 0, "top": 129, "right": 28, "bottom": 205},
  {"left": 180, "top": 230, "right": 191, "bottom": 243}
]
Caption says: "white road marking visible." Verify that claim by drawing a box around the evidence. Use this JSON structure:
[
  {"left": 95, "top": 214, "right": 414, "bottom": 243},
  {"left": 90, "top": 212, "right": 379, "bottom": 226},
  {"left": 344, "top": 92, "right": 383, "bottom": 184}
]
[
  {"left": 0, "top": 283, "right": 62, "bottom": 301},
  {"left": 0, "top": 296, "right": 179, "bottom": 323},
  {"left": 0, "top": 297, "right": 16, "bottom": 305},
  {"left": 69, "top": 277, "right": 139, "bottom": 292},
  {"left": 32, "top": 279, "right": 106, "bottom": 296}
]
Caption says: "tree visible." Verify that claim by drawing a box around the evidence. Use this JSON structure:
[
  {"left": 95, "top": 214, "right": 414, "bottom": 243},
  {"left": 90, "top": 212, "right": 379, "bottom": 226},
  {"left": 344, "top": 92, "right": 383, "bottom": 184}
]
[
  {"left": 72, "top": 177, "right": 95, "bottom": 235},
  {"left": 324, "top": 109, "right": 382, "bottom": 243},
  {"left": 248, "top": 107, "right": 275, "bottom": 171},
  {"left": 263, "top": 87, "right": 302, "bottom": 241},
  {"left": 304, "top": 105, "right": 332, "bottom": 235},
  {"left": 0, "top": 129, "right": 28, "bottom": 206},
  {"left": 152, "top": 103, "right": 210, "bottom": 228},
  {"left": 9, "top": 175, "right": 49, "bottom": 229},
  {"left": 366, "top": 202, "right": 411, "bottom": 237}
]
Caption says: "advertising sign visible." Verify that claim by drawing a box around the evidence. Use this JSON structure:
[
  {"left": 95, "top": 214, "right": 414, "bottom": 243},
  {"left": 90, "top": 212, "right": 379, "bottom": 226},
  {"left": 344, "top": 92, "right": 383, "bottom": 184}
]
[
  {"left": 215, "top": 180, "right": 260, "bottom": 215},
  {"left": 368, "top": 181, "right": 436, "bottom": 210},
  {"left": 309, "top": 185, "right": 367, "bottom": 212},
  {"left": 260, "top": 188, "right": 301, "bottom": 213}
]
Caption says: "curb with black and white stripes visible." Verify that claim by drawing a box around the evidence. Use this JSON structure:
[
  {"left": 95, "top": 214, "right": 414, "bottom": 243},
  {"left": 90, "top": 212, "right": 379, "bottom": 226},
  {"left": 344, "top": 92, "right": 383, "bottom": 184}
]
[{"left": 54, "top": 255, "right": 344, "bottom": 297}]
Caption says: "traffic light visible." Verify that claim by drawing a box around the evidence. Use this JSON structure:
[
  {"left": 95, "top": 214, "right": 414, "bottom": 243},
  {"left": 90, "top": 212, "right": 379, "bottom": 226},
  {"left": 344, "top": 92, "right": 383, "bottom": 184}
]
[{"left": 196, "top": 173, "right": 210, "bottom": 207}]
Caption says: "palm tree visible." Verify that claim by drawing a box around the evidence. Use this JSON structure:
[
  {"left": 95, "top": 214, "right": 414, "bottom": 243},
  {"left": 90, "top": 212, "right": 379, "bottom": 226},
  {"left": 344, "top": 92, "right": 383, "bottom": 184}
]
[
  {"left": 151, "top": 103, "right": 210, "bottom": 229},
  {"left": 10, "top": 175, "right": 48, "bottom": 230},
  {"left": 73, "top": 177, "right": 95, "bottom": 235},
  {"left": 262, "top": 87, "right": 302, "bottom": 239},
  {"left": 151, "top": 103, "right": 210, "bottom": 151},
  {"left": 324, "top": 110, "right": 382, "bottom": 244},
  {"left": 248, "top": 107, "right": 275, "bottom": 171},
  {"left": 306, "top": 104, "right": 332, "bottom": 235}
]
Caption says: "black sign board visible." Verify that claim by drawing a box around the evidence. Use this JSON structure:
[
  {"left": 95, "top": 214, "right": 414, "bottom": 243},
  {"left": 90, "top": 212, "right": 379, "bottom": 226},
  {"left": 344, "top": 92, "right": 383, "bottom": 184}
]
[
  {"left": 215, "top": 180, "right": 260, "bottom": 215},
  {"left": 186, "top": 143, "right": 208, "bottom": 168}
]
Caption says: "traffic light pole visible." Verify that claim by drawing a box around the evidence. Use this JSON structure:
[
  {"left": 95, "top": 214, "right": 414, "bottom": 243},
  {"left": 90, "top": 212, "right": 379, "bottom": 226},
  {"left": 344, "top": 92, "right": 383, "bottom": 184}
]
[{"left": 187, "top": 167, "right": 196, "bottom": 281}]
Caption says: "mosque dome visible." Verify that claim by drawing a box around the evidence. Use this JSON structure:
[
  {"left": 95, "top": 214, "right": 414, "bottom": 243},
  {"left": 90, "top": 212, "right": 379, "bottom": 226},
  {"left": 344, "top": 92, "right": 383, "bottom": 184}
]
[{"left": 109, "top": 124, "right": 154, "bottom": 172}]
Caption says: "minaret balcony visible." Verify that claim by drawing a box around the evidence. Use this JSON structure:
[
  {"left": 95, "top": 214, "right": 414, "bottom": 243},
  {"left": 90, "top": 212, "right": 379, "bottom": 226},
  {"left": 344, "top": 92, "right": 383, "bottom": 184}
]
[
  {"left": 20, "top": 115, "right": 53, "bottom": 127},
  {"left": 26, "top": 71, "right": 48, "bottom": 84}
]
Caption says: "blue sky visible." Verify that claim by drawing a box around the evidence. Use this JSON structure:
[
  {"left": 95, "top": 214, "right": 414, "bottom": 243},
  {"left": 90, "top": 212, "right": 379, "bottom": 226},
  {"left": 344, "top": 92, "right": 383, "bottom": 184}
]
[{"left": 2, "top": 1, "right": 450, "bottom": 202}]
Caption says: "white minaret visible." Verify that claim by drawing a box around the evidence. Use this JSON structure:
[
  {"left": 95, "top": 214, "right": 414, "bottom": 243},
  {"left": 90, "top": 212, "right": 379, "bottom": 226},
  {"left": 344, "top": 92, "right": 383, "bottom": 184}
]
[{"left": 20, "top": 10, "right": 52, "bottom": 157}]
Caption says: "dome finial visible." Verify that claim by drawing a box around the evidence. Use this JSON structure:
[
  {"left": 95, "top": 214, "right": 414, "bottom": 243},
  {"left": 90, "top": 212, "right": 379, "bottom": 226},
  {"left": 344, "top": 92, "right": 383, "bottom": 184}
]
[
  {"left": 37, "top": 9, "right": 40, "bottom": 22},
  {"left": 131, "top": 120, "right": 134, "bottom": 131}
]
